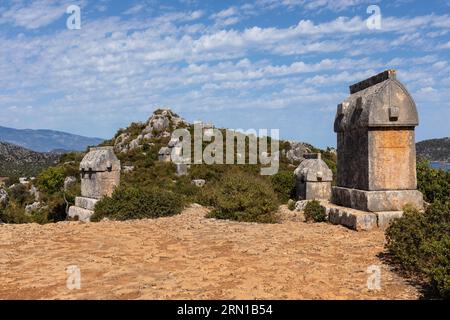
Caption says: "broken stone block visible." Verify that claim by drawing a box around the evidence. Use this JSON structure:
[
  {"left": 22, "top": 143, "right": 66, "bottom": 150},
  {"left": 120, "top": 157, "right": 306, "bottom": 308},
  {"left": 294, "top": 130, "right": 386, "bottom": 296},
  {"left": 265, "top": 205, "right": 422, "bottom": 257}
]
[
  {"left": 294, "top": 200, "right": 309, "bottom": 211},
  {"left": 68, "top": 206, "right": 94, "bottom": 222},
  {"left": 332, "top": 187, "right": 423, "bottom": 212},
  {"left": 327, "top": 206, "right": 378, "bottom": 231},
  {"left": 75, "top": 197, "right": 99, "bottom": 211},
  {"left": 374, "top": 211, "right": 404, "bottom": 230}
]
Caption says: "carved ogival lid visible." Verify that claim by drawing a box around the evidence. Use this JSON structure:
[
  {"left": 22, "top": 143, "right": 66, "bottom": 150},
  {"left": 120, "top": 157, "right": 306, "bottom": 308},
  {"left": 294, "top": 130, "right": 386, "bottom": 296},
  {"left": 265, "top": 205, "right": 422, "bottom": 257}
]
[
  {"left": 79, "top": 146, "right": 120, "bottom": 172},
  {"left": 294, "top": 153, "right": 333, "bottom": 182},
  {"left": 334, "top": 70, "right": 419, "bottom": 132}
]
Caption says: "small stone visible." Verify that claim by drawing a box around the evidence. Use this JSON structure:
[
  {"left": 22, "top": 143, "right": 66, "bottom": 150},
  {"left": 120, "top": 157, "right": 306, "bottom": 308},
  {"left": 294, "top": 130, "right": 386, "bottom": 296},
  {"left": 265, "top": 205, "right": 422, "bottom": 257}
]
[{"left": 191, "top": 179, "right": 206, "bottom": 187}]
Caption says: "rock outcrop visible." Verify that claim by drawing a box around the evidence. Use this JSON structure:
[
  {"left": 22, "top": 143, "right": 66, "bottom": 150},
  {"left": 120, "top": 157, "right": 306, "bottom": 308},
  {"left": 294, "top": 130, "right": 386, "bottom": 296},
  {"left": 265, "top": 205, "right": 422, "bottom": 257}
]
[{"left": 114, "top": 109, "right": 188, "bottom": 154}]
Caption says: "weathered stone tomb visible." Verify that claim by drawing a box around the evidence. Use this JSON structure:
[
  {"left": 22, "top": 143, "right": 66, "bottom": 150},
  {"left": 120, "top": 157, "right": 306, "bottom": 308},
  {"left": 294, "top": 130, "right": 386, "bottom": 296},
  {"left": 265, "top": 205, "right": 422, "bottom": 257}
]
[
  {"left": 332, "top": 70, "right": 423, "bottom": 212},
  {"left": 294, "top": 153, "right": 332, "bottom": 200},
  {"left": 68, "top": 146, "right": 120, "bottom": 222}
]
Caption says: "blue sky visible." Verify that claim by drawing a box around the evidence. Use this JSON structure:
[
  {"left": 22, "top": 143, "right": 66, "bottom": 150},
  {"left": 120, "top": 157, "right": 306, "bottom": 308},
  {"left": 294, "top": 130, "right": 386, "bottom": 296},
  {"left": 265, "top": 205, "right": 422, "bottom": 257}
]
[{"left": 0, "top": 0, "right": 449, "bottom": 148}]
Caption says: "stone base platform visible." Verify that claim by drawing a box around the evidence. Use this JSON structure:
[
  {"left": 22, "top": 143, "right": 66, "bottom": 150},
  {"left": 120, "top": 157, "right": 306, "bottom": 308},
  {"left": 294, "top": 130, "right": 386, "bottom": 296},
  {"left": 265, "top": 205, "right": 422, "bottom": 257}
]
[
  {"left": 320, "top": 201, "right": 404, "bottom": 231},
  {"left": 332, "top": 186, "right": 423, "bottom": 212},
  {"left": 68, "top": 197, "right": 99, "bottom": 222}
]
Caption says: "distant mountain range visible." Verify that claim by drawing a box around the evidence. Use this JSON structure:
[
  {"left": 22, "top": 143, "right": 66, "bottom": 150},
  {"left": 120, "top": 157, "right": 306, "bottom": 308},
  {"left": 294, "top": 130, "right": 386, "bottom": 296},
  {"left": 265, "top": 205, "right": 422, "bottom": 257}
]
[
  {"left": 0, "top": 142, "right": 60, "bottom": 177},
  {"left": 416, "top": 137, "right": 450, "bottom": 162},
  {"left": 0, "top": 126, "right": 104, "bottom": 153}
]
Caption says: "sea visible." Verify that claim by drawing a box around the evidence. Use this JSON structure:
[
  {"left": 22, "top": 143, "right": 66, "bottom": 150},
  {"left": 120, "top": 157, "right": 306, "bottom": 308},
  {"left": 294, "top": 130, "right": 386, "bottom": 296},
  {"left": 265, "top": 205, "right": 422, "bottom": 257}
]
[{"left": 430, "top": 161, "right": 450, "bottom": 171}]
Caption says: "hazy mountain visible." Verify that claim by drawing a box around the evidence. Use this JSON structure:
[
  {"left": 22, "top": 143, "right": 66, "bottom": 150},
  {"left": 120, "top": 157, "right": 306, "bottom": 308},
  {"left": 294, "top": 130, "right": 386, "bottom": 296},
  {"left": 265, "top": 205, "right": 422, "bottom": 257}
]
[
  {"left": 0, "top": 126, "right": 104, "bottom": 153},
  {"left": 0, "top": 142, "right": 60, "bottom": 177},
  {"left": 416, "top": 137, "right": 450, "bottom": 162}
]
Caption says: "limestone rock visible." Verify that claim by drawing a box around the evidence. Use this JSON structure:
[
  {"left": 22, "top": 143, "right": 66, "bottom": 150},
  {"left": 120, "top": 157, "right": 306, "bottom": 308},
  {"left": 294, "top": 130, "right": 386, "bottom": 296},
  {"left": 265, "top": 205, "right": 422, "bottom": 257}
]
[
  {"left": 19, "top": 177, "right": 30, "bottom": 185},
  {"left": 30, "top": 185, "right": 41, "bottom": 202},
  {"left": 191, "top": 179, "right": 206, "bottom": 187},
  {"left": 25, "top": 202, "right": 42, "bottom": 213},
  {"left": 64, "top": 176, "right": 77, "bottom": 190},
  {"left": 68, "top": 206, "right": 93, "bottom": 222},
  {"left": 75, "top": 197, "right": 98, "bottom": 211},
  {"left": 375, "top": 211, "right": 404, "bottom": 230},
  {"left": 114, "top": 108, "right": 188, "bottom": 154},
  {"left": 285, "top": 142, "right": 311, "bottom": 163},
  {"left": 0, "top": 189, "right": 8, "bottom": 206},
  {"left": 294, "top": 200, "right": 309, "bottom": 211},
  {"left": 327, "top": 205, "right": 377, "bottom": 231},
  {"left": 123, "top": 165, "right": 135, "bottom": 173}
]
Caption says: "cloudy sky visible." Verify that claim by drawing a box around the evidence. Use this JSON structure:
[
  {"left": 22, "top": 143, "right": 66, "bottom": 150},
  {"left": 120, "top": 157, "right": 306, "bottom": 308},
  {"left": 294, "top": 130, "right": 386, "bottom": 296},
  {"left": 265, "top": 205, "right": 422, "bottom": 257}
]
[{"left": 0, "top": 0, "right": 449, "bottom": 147}]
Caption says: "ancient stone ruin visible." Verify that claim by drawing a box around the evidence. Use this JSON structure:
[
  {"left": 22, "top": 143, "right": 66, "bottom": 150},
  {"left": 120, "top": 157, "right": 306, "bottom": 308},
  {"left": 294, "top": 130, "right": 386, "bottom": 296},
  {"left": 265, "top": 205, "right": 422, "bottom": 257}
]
[
  {"left": 327, "top": 69, "right": 424, "bottom": 230},
  {"left": 333, "top": 70, "right": 423, "bottom": 211},
  {"left": 68, "top": 146, "right": 120, "bottom": 222},
  {"left": 294, "top": 153, "right": 332, "bottom": 200}
]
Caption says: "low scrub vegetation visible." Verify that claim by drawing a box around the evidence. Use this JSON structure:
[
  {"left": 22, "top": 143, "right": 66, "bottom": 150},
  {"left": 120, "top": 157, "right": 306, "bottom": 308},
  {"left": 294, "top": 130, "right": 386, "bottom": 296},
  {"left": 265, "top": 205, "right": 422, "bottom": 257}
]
[
  {"left": 304, "top": 200, "right": 327, "bottom": 222},
  {"left": 91, "top": 186, "right": 184, "bottom": 221},
  {"left": 206, "top": 171, "right": 279, "bottom": 223},
  {"left": 386, "top": 202, "right": 450, "bottom": 298},
  {"left": 270, "top": 171, "right": 296, "bottom": 202}
]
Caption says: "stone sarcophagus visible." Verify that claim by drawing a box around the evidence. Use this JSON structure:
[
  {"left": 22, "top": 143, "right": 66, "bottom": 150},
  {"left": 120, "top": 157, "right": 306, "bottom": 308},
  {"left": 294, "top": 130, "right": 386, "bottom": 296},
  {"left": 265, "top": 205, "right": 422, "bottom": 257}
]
[
  {"left": 294, "top": 153, "right": 333, "bottom": 200},
  {"left": 79, "top": 147, "right": 121, "bottom": 199},
  {"left": 332, "top": 70, "right": 423, "bottom": 212},
  {"left": 68, "top": 147, "right": 120, "bottom": 222}
]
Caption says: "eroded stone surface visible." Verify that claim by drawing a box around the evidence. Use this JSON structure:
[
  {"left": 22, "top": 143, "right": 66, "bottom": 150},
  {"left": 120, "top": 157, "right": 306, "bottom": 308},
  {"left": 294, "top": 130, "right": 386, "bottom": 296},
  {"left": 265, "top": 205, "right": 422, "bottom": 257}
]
[
  {"left": 68, "top": 147, "right": 120, "bottom": 221},
  {"left": 333, "top": 70, "right": 423, "bottom": 211},
  {"left": 332, "top": 187, "right": 423, "bottom": 212},
  {"left": 75, "top": 197, "right": 99, "bottom": 211},
  {"left": 294, "top": 153, "right": 333, "bottom": 200},
  {"left": 68, "top": 206, "right": 94, "bottom": 222},
  {"left": 375, "top": 211, "right": 404, "bottom": 230}
]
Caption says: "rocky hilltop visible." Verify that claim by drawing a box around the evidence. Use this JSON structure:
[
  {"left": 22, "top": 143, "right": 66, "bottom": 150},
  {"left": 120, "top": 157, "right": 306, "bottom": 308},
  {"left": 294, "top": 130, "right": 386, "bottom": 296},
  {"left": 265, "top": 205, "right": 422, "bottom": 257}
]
[
  {"left": 113, "top": 109, "right": 188, "bottom": 154},
  {"left": 108, "top": 108, "right": 314, "bottom": 164},
  {"left": 416, "top": 137, "right": 450, "bottom": 162}
]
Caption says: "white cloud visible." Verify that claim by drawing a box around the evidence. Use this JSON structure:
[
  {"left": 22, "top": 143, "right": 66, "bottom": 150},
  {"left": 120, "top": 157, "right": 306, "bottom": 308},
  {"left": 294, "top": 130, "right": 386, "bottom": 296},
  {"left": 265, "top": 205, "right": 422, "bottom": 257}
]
[
  {"left": 0, "top": 1, "right": 449, "bottom": 143},
  {"left": 0, "top": 0, "right": 85, "bottom": 29}
]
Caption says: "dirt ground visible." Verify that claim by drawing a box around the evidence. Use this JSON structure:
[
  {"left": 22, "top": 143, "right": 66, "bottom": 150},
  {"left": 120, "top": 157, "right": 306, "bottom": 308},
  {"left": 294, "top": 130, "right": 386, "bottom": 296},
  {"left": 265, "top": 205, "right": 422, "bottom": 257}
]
[{"left": 0, "top": 205, "right": 421, "bottom": 300}]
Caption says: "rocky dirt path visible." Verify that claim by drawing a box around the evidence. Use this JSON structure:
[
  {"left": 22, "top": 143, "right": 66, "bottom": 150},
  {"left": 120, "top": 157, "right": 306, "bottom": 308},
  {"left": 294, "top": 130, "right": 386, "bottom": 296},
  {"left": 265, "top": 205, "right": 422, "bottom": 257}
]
[{"left": 0, "top": 205, "right": 420, "bottom": 300}]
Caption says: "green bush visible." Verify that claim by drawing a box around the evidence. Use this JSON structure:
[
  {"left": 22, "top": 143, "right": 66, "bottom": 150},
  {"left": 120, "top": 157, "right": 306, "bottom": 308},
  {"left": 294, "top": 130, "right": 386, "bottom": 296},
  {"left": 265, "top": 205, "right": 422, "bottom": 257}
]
[
  {"left": 270, "top": 171, "right": 296, "bottom": 202},
  {"left": 386, "top": 202, "right": 450, "bottom": 298},
  {"left": 304, "top": 200, "right": 327, "bottom": 222},
  {"left": 417, "top": 160, "right": 450, "bottom": 203},
  {"left": 8, "top": 183, "right": 32, "bottom": 205},
  {"left": 91, "top": 186, "right": 184, "bottom": 221},
  {"left": 207, "top": 171, "right": 279, "bottom": 223},
  {"left": 0, "top": 203, "right": 31, "bottom": 224},
  {"left": 36, "top": 166, "right": 66, "bottom": 194}
]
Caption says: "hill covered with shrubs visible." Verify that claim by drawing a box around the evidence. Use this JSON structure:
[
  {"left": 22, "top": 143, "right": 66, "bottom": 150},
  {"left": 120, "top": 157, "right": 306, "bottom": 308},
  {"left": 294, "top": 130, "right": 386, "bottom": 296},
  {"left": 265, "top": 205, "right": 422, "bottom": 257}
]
[
  {"left": 0, "top": 141, "right": 60, "bottom": 177},
  {"left": 0, "top": 108, "right": 336, "bottom": 225},
  {"left": 416, "top": 137, "right": 450, "bottom": 162}
]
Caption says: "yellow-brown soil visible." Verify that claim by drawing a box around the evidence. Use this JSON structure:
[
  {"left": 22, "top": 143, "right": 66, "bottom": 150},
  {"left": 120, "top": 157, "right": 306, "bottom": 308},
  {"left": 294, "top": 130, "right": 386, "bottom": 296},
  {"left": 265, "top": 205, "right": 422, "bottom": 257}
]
[{"left": 0, "top": 205, "right": 420, "bottom": 300}]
